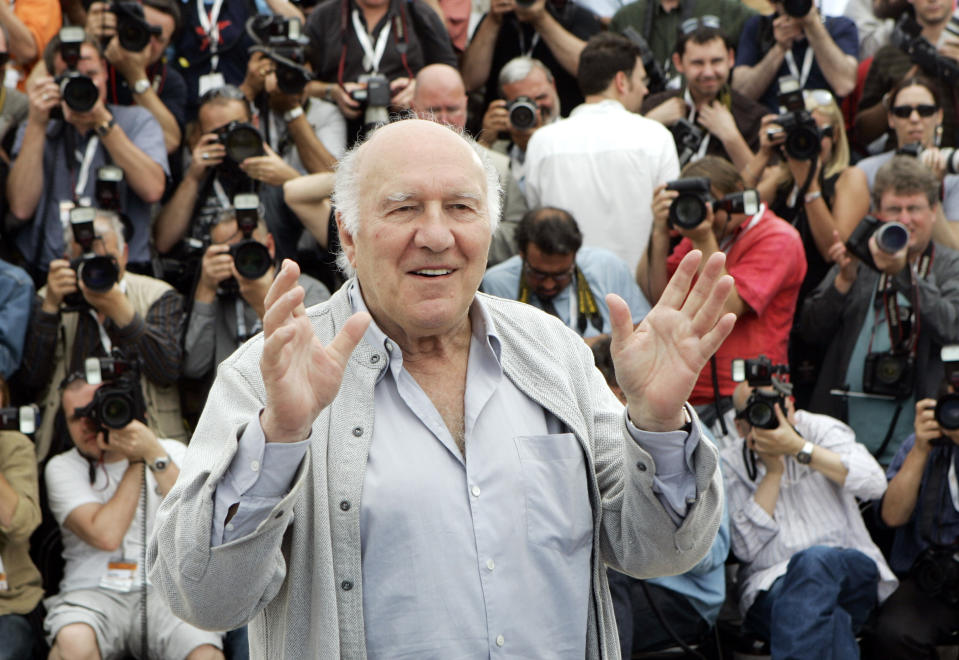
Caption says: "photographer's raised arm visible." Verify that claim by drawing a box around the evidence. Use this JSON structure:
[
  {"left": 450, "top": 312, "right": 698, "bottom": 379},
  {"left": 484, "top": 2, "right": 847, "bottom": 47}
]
[
  {"left": 64, "top": 461, "right": 143, "bottom": 552},
  {"left": 153, "top": 134, "right": 223, "bottom": 253},
  {"left": 515, "top": 0, "right": 586, "bottom": 78},
  {"left": 802, "top": 11, "right": 857, "bottom": 98},
  {"left": 461, "top": 10, "right": 506, "bottom": 92},
  {"left": 93, "top": 106, "right": 165, "bottom": 204},
  {"left": 6, "top": 74, "right": 59, "bottom": 223},
  {"left": 881, "top": 399, "right": 936, "bottom": 527},
  {"left": 732, "top": 43, "right": 787, "bottom": 102}
]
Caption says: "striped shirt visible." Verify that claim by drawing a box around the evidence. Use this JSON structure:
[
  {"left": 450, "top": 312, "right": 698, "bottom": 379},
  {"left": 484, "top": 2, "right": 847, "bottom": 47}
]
[{"left": 720, "top": 410, "right": 899, "bottom": 615}]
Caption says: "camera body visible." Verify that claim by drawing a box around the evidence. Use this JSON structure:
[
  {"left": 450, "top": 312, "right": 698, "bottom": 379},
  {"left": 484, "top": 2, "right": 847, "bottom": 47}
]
[
  {"left": 74, "top": 353, "right": 145, "bottom": 432},
  {"left": 782, "top": 0, "right": 812, "bottom": 17},
  {"left": 935, "top": 347, "right": 959, "bottom": 432},
  {"left": 672, "top": 118, "right": 705, "bottom": 167},
  {"left": 845, "top": 215, "right": 910, "bottom": 271},
  {"left": 56, "top": 26, "right": 99, "bottom": 113},
  {"left": 892, "top": 15, "right": 959, "bottom": 84},
  {"left": 863, "top": 350, "right": 915, "bottom": 398},
  {"left": 63, "top": 207, "right": 120, "bottom": 311},
  {"left": 507, "top": 95, "right": 538, "bottom": 130},
  {"left": 248, "top": 16, "right": 314, "bottom": 96},
  {"left": 913, "top": 544, "right": 959, "bottom": 606},
  {"left": 0, "top": 405, "right": 39, "bottom": 435},
  {"left": 666, "top": 177, "right": 711, "bottom": 229},
  {"left": 770, "top": 86, "right": 821, "bottom": 160},
  {"left": 731, "top": 355, "right": 791, "bottom": 429},
  {"left": 111, "top": 1, "right": 161, "bottom": 53},
  {"left": 228, "top": 193, "right": 272, "bottom": 281}
]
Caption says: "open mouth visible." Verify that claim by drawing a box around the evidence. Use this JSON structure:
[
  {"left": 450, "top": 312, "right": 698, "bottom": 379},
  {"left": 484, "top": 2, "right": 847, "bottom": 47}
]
[{"left": 412, "top": 268, "right": 454, "bottom": 277}]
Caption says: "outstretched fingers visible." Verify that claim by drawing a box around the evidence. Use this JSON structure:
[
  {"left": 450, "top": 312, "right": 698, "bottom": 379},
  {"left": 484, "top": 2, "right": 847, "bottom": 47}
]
[
  {"left": 606, "top": 293, "right": 634, "bottom": 350},
  {"left": 324, "top": 312, "right": 373, "bottom": 372},
  {"left": 658, "top": 249, "right": 703, "bottom": 311}
]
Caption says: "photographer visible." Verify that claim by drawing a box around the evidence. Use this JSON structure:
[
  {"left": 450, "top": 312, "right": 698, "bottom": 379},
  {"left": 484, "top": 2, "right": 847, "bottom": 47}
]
[
  {"left": 43, "top": 375, "right": 224, "bottom": 659},
  {"left": 721, "top": 378, "right": 896, "bottom": 658},
  {"left": 84, "top": 0, "right": 187, "bottom": 154},
  {"left": 641, "top": 21, "right": 766, "bottom": 171},
  {"left": 732, "top": 1, "right": 858, "bottom": 112},
  {"left": 303, "top": 0, "right": 457, "bottom": 144},
  {"left": 5, "top": 29, "right": 168, "bottom": 281},
  {"left": 17, "top": 209, "right": 185, "bottom": 461},
  {"left": 867, "top": 382, "right": 959, "bottom": 658},
  {"left": 0, "top": 413, "right": 44, "bottom": 660},
  {"left": 182, "top": 204, "right": 329, "bottom": 385},
  {"left": 798, "top": 155, "right": 959, "bottom": 462},
  {"left": 638, "top": 156, "right": 805, "bottom": 431},
  {"left": 855, "top": 0, "right": 958, "bottom": 150},
  {"left": 462, "top": 0, "right": 601, "bottom": 119}
]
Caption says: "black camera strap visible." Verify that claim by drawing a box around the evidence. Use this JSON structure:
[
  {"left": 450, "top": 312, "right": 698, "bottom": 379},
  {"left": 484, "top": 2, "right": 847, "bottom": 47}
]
[
  {"left": 919, "top": 446, "right": 952, "bottom": 545},
  {"left": 516, "top": 265, "right": 602, "bottom": 335},
  {"left": 874, "top": 243, "right": 932, "bottom": 356}
]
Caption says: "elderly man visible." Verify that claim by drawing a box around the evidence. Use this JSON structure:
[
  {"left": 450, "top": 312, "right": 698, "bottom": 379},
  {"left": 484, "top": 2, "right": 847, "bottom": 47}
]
[
  {"left": 411, "top": 62, "right": 528, "bottom": 264},
  {"left": 150, "top": 119, "right": 730, "bottom": 659}
]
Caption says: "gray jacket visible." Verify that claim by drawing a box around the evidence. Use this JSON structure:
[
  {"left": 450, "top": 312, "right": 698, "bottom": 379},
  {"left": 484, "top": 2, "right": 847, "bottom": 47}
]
[{"left": 149, "top": 282, "right": 723, "bottom": 659}]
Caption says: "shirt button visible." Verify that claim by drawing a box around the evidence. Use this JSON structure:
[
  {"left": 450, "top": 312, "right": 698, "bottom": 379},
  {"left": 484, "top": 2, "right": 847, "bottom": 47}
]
[
  {"left": 341, "top": 580, "right": 353, "bottom": 591},
  {"left": 470, "top": 485, "right": 481, "bottom": 497},
  {"left": 486, "top": 559, "right": 495, "bottom": 571},
  {"left": 340, "top": 500, "right": 351, "bottom": 511},
  {"left": 385, "top": 340, "right": 394, "bottom": 352},
  {"left": 370, "top": 354, "right": 380, "bottom": 364},
  {"left": 250, "top": 459, "right": 260, "bottom": 472},
  {"left": 636, "top": 462, "right": 647, "bottom": 472},
  {"left": 226, "top": 523, "right": 235, "bottom": 531},
  {"left": 496, "top": 635, "right": 505, "bottom": 647},
  {"left": 352, "top": 427, "right": 363, "bottom": 437}
]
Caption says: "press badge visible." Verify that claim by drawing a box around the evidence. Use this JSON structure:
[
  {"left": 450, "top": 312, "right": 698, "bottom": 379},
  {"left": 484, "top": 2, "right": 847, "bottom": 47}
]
[
  {"left": 0, "top": 554, "right": 8, "bottom": 591},
  {"left": 198, "top": 72, "right": 226, "bottom": 98},
  {"left": 99, "top": 559, "right": 138, "bottom": 592}
]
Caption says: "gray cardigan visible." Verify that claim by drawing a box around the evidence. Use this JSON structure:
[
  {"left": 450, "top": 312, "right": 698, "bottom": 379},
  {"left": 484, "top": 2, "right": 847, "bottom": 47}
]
[{"left": 149, "top": 282, "right": 723, "bottom": 659}]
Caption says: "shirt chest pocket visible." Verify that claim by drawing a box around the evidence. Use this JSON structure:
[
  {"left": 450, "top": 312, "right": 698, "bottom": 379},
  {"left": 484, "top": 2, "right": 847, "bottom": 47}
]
[{"left": 515, "top": 433, "right": 592, "bottom": 554}]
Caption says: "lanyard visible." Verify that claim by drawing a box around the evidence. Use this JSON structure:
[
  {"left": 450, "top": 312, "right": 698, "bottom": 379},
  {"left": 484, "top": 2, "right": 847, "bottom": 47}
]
[
  {"left": 197, "top": 0, "right": 226, "bottom": 71},
  {"left": 212, "top": 178, "right": 231, "bottom": 208},
  {"left": 517, "top": 27, "right": 541, "bottom": 58},
  {"left": 235, "top": 298, "right": 262, "bottom": 341},
  {"left": 74, "top": 137, "right": 100, "bottom": 201},
  {"left": 352, "top": 9, "right": 391, "bottom": 73},
  {"left": 872, "top": 245, "right": 933, "bottom": 355},
  {"left": 684, "top": 88, "right": 711, "bottom": 161},
  {"left": 783, "top": 46, "right": 814, "bottom": 90}
]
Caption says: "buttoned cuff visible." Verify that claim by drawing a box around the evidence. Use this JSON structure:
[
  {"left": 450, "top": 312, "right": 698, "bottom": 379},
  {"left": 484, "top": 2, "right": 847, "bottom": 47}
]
[
  {"left": 625, "top": 403, "right": 699, "bottom": 517},
  {"left": 224, "top": 412, "right": 310, "bottom": 499}
]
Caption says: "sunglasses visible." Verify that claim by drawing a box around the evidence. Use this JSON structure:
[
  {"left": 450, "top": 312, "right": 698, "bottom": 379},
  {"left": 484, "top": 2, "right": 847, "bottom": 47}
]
[
  {"left": 890, "top": 104, "right": 938, "bottom": 119},
  {"left": 680, "top": 15, "right": 721, "bottom": 35}
]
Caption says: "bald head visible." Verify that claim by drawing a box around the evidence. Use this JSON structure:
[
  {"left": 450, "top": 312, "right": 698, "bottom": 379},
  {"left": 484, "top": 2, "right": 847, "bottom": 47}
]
[{"left": 412, "top": 64, "right": 468, "bottom": 130}]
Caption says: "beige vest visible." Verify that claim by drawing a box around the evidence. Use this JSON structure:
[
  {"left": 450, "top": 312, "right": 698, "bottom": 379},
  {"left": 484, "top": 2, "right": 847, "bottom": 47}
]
[{"left": 34, "top": 272, "right": 186, "bottom": 460}]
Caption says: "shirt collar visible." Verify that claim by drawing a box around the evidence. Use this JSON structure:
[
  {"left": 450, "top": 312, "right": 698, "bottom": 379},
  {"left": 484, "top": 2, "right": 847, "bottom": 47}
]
[{"left": 347, "top": 280, "right": 503, "bottom": 383}]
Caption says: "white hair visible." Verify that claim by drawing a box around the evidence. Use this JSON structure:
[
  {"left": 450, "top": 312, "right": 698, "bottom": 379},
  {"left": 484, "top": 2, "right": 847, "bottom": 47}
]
[
  {"left": 332, "top": 121, "right": 503, "bottom": 276},
  {"left": 498, "top": 56, "right": 554, "bottom": 94}
]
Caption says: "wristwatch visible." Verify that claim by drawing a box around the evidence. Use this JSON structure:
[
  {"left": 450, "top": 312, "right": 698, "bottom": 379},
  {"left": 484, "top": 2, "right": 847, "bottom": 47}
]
[
  {"left": 283, "top": 106, "right": 304, "bottom": 123},
  {"left": 132, "top": 78, "right": 151, "bottom": 95},
  {"left": 795, "top": 441, "right": 815, "bottom": 465},
  {"left": 148, "top": 455, "right": 171, "bottom": 473},
  {"left": 95, "top": 116, "right": 116, "bottom": 138},
  {"left": 323, "top": 85, "right": 336, "bottom": 103}
]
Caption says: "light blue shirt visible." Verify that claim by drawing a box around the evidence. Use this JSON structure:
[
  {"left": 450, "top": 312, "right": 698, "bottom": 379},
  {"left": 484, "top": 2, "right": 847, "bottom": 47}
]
[
  {"left": 481, "top": 246, "right": 651, "bottom": 337},
  {"left": 212, "top": 285, "right": 700, "bottom": 658},
  {"left": 0, "top": 260, "right": 33, "bottom": 379}
]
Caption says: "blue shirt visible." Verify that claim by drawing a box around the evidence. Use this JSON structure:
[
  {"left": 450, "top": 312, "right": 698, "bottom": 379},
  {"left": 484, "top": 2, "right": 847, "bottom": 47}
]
[
  {"left": 11, "top": 105, "right": 169, "bottom": 268},
  {"left": 212, "top": 286, "right": 701, "bottom": 658},
  {"left": 481, "top": 246, "right": 651, "bottom": 338},
  {"left": 735, "top": 15, "right": 859, "bottom": 112},
  {"left": 885, "top": 436, "right": 959, "bottom": 575},
  {"left": 0, "top": 260, "right": 33, "bottom": 379}
]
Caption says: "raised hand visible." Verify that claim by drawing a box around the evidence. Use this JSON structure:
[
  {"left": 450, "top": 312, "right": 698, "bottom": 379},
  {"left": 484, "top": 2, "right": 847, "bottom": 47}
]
[
  {"left": 607, "top": 250, "right": 735, "bottom": 431},
  {"left": 260, "top": 260, "right": 371, "bottom": 443}
]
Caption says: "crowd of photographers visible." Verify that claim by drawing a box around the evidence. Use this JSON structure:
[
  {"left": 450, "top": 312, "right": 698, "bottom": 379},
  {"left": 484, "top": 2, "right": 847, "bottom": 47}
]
[{"left": 2, "top": 0, "right": 959, "bottom": 657}]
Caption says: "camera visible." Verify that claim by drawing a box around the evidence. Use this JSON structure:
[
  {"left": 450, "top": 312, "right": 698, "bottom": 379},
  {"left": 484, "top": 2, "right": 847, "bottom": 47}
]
[
  {"left": 891, "top": 14, "right": 959, "bottom": 84},
  {"left": 95, "top": 165, "right": 124, "bottom": 212},
  {"left": 111, "top": 2, "right": 161, "bottom": 52},
  {"left": 247, "top": 16, "right": 314, "bottom": 96},
  {"left": 672, "top": 118, "right": 705, "bottom": 167},
  {"left": 507, "top": 95, "right": 538, "bottom": 130},
  {"left": 897, "top": 141, "right": 925, "bottom": 159},
  {"left": 731, "top": 355, "right": 791, "bottom": 429},
  {"left": 863, "top": 350, "right": 915, "bottom": 398},
  {"left": 845, "top": 215, "right": 910, "bottom": 270},
  {"left": 935, "top": 346, "right": 959, "bottom": 431},
  {"left": 914, "top": 544, "right": 959, "bottom": 606},
  {"left": 782, "top": 0, "right": 812, "bottom": 17},
  {"left": 55, "top": 26, "right": 99, "bottom": 113},
  {"left": 621, "top": 27, "right": 667, "bottom": 94},
  {"left": 770, "top": 83, "right": 821, "bottom": 160},
  {"left": 665, "top": 177, "right": 760, "bottom": 229},
  {"left": 229, "top": 193, "right": 272, "bottom": 281},
  {"left": 62, "top": 207, "right": 120, "bottom": 311},
  {"left": 351, "top": 73, "right": 391, "bottom": 127},
  {"left": 215, "top": 121, "right": 265, "bottom": 163},
  {"left": 74, "top": 353, "right": 145, "bottom": 432},
  {"left": 247, "top": 14, "right": 303, "bottom": 44},
  {"left": 0, "top": 405, "right": 39, "bottom": 435}
]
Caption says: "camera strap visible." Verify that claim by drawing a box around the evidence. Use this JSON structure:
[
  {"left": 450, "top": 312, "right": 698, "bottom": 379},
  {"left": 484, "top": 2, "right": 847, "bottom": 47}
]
[
  {"left": 515, "top": 22, "right": 541, "bottom": 58},
  {"left": 64, "top": 128, "right": 101, "bottom": 204},
  {"left": 683, "top": 89, "right": 711, "bottom": 161},
  {"left": 516, "top": 266, "right": 602, "bottom": 335},
  {"left": 876, "top": 243, "right": 932, "bottom": 355},
  {"left": 783, "top": 47, "right": 814, "bottom": 90},
  {"left": 920, "top": 447, "right": 952, "bottom": 544},
  {"left": 235, "top": 298, "right": 262, "bottom": 341},
  {"left": 196, "top": 0, "right": 227, "bottom": 72}
]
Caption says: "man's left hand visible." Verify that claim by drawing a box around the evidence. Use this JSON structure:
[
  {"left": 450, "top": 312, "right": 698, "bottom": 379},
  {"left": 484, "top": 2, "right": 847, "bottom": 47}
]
[
  {"left": 748, "top": 404, "right": 803, "bottom": 456},
  {"left": 607, "top": 250, "right": 736, "bottom": 431},
  {"left": 104, "top": 36, "right": 150, "bottom": 83},
  {"left": 389, "top": 77, "right": 415, "bottom": 109},
  {"left": 514, "top": 0, "right": 547, "bottom": 25},
  {"left": 241, "top": 144, "right": 300, "bottom": 186},
  {"left": 868, "top": 233, "right": 908, "bottom": 275}
]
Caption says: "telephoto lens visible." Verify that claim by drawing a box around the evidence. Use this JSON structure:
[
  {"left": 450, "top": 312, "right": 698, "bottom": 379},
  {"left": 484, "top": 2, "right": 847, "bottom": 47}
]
[
  {"left": 936, "top": 393, "right": 959, "bottom": 430},
  {"left": 875, "top": 222, "right": 910, "bottom": 254},
  {"left": 507, "top": 96, "right": 538, "bottom": 130}
]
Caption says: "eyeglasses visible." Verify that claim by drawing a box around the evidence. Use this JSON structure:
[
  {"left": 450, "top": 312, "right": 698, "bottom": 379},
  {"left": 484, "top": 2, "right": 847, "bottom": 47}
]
[
  {"left": 523, "top": 261, "right": 575, "bottom": 284},
  {"left": 680, "top": 15, "right": 721, "bottom": 36},
  {"left": 890, "top": 104, "right": 938, "bottom": 119}
]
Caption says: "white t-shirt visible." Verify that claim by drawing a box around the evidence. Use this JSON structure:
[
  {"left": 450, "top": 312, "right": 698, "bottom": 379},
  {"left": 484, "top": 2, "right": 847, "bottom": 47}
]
[{"left": 45, "top": 439, "right": 187, "bottom": 594}]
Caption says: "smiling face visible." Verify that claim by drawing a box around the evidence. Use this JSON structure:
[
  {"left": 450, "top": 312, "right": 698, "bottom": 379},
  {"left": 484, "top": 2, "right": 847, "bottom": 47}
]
[
  {"left": 337, "top": 121, "right": 493, "bottom": 346},
  {"left": 676, "top": 37, "right": 732, "bottom": 103}
]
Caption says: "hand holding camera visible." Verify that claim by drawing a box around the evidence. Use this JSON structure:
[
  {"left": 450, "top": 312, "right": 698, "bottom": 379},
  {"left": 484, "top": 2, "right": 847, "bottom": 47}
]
[
  {"left": 480, "top": 100, "right": 510, "bottom": 146},
  {"left": 104, "top": 29, "right": 151, "bottom": 85},
  {"left": 513, "top": 0, "right": 548, "bottom": 24},
  {"left": 914, "top": 398, "right": 944, "bottom": 451},
  {"left": 25, "top": 74, "right": 62, "bottom": 124},
  {"left": 772, "top": 13, "right": 803, "bottom": 50},
  {"left": 85, "top": 2, "right": 117, "bottom": 41},
  {"left": 488, "top": 0, "right": 517, "bottom": 23},
  {"left": 389, "top": 77, "right": 415, "bottom": 110},
  {"left": 197, "top": 243, "right": 235, "bottom": 299},
  {"left": 97, "top": 417, "right": 160, "bottom": 464},
  {"left": 240, "top": 143, "right": 299, "bottom": 187},
  {"left": 42, "top": 259, "right": 79, "bottom": 313},
  {"left": 748, "top": 403, "right": 803, "bottom": 458},
  {"left": 188, "top": 133, "right": 227, "bottom": 182}
]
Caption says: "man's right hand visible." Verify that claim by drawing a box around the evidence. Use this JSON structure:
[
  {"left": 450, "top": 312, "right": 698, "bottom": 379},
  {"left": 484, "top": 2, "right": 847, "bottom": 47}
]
[
  {"left": 197, "top": 243, "right": 234, "bottom": 298},
  {"left": 26, "top": 74, "right": 61, "bottom": 124},
  {"left": 914, "top": 398, "right": 941, "bottom": 453},
  {"left": 259, "top": 260, "right": 371, "bottom": 443},
  {"left": 187, "top": 134, "right": 226, "bottom": 182},
  {"left": 42, "top": 259, "right": 78, "bottom": 313},
  {"left": 650, "top": 184, "right": 678, "bottom": 234},
  {"left": 772, "top": 14, "right": 802, "bottom": 50},
  {"left": 480, "top": 100, "right": 509, "bottom": 147},
  {"left": 85, "top": 1, "right": 117, "bottom": 40},
  {"left": 644, "top": 96, "right": 687, "bottom": 128},
  {"left": 330, "top": 83, "right": 364, "bottom": 120},
  {"left": 488, "top": 0, "right": 516, "bottom": 24}
]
